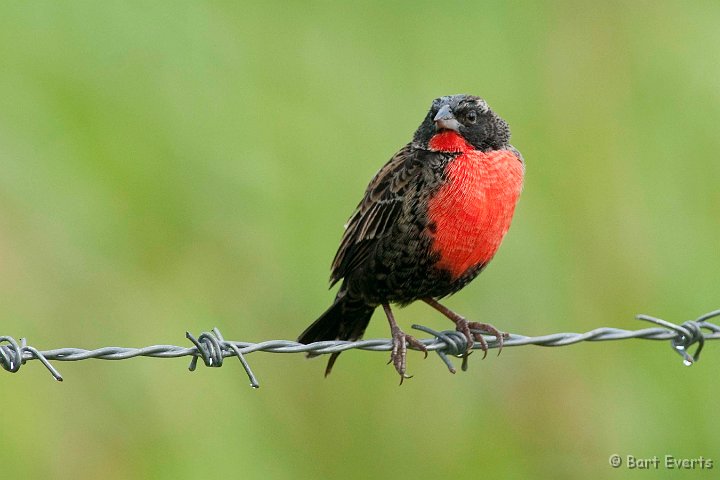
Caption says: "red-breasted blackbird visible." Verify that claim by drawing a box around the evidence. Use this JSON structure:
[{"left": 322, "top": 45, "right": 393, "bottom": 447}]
[{"left": 298, "top": 94, "right": 525, "bottom": 381}]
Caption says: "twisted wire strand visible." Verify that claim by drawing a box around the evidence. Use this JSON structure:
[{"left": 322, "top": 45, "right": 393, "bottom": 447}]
[{"left": 1, "top": 309, "right": 718, "bottom": 388}]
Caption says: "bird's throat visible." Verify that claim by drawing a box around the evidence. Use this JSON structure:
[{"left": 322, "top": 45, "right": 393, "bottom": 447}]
[{"left": 428, "top": 130, "right": 473, "bottom": 153}]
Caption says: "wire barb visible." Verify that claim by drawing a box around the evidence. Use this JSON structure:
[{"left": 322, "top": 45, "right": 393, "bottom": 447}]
[
  {"left": 186, "top": 328, "right": 259, "bottom": 388},
  {"left": 1, "top": 309, "right": 719, "bottom": 387},
  {"left": 635, "top": 311, "right": 716, "bottom": 365},
  {"left": 0, "top": 336, "right": 63, "bottom": 381},
  {"left": 411, "top": 324, "right": 475, "bottom": 373}
]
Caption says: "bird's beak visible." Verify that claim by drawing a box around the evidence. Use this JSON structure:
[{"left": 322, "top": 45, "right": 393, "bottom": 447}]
[{"left": 433, "top": 104, "right": 461, "bottom": 132}]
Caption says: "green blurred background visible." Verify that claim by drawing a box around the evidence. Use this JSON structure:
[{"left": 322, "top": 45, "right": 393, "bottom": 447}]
[{"left": 1, "top": 1, "right": 718, "bottom": 478}]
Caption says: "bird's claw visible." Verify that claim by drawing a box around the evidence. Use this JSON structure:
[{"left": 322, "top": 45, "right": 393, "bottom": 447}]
[
  {"left": 389, "top": 327, "right": 428, "bottom": 384},
  {"left": 455, "top": 318, "right": 507, "bottom": 358}
]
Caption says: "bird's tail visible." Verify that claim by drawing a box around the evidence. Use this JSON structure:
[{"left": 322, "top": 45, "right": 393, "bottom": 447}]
[{"left": 298, "top": 293, "right": 375, "bottom": 376}]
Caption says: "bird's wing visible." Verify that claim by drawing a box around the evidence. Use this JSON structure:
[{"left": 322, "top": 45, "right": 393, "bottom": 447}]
[{"left": 330, "top": 143, "right": 425, "bottom": 285}]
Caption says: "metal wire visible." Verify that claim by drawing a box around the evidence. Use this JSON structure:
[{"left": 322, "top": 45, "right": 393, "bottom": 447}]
[{"left": 2, "top": 309, "right": 719, "bottom": 388}]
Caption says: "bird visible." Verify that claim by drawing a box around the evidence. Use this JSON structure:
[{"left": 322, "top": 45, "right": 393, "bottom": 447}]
[{"left": 298, "top": 94, "right": 525, "bottom": 381}]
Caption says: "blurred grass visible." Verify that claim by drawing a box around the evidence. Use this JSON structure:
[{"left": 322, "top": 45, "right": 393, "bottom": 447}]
[{"left": 1, "top": 1, "right": 719, "bottom": 479}]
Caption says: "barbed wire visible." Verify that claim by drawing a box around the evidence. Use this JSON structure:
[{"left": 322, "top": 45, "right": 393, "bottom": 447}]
[{"left": 2, "top": 309, "right": 719, "bottom": 388}]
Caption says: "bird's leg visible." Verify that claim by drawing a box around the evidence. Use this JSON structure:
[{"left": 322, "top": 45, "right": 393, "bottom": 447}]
[
  {"left": 422, "top": 298, "right": 507, "bottom": 358},
  {"left": 382, "top": 303, "right": 427, "bottom": 384}
]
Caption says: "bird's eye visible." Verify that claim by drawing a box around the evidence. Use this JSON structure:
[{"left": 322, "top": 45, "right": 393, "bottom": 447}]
[{"left": 466, "top": 110, "right": 478, "bottom": 124}]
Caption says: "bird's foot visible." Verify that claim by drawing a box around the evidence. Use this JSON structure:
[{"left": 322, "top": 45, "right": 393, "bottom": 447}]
[
  {"left": 389, "top": 326, "right": 428, "bottom": 385},
  {"left": 455, "top": 318, "right": 508, "bottom": 359}
]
